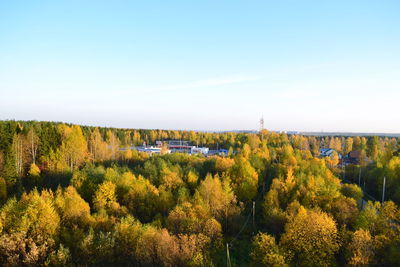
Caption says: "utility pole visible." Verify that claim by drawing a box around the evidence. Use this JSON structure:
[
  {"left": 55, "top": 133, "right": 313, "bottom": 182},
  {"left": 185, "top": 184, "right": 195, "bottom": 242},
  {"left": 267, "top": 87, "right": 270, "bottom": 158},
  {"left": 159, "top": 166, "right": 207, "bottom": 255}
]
[
  {"left": 226, "top": 243, "right": 231, "bottom": 267},
  {"left": 260, "top": 116, "right": 264, "bottom": 141},
  {"left": 260, "top": 116, "right": 264, "bottom": 131},
  {"left": 382, "top": 176, "right": 386, "bottom": 204},
  {"left": 252, "top": 201, "right": 256, "bottom": 230},
  {"left": 342, "top": 160, "right": 346, "bottom": 180}
]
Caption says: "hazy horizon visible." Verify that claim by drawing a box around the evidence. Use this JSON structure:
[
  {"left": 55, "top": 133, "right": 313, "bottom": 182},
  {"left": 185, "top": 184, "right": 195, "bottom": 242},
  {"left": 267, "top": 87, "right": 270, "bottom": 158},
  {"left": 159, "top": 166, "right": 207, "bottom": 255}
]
[
  {"left": 2, "top": 119, "right": 400, "bottom": 137},
  {"left": 1, "top": 1, "right": 400, "bottom": 132}
]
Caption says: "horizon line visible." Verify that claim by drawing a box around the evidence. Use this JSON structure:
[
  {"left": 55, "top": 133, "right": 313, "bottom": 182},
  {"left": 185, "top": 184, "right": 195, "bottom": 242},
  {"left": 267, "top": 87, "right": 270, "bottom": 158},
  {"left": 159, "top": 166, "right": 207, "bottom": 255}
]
[{"left": 1, "top": 119, "right": 399, "bottom": 137}]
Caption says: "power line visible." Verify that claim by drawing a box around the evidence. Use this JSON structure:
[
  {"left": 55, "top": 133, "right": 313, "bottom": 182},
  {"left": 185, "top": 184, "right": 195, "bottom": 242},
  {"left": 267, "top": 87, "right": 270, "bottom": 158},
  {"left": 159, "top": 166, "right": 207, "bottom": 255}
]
[
  {"left": 228, "top": 169, "right": 270, "bottom": 246},
  {"left": 341, "top": 173, "right": 378, "bottom": 202},
  {"left": 228, "top": 204, "right": 253, "bottom": 245},
  {"left": 382, "top": 176, "right": 386, "bottom": 204},
  {"left": 252, "top": 201, "right": 256, "bottom": 231}
]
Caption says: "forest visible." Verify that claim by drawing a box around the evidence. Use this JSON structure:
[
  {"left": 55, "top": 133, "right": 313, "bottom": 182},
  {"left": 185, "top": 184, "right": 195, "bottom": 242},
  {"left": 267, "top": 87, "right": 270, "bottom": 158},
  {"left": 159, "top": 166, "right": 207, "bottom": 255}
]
[{"left": 0, "top": 120, "right": 399, "bottom": 266}]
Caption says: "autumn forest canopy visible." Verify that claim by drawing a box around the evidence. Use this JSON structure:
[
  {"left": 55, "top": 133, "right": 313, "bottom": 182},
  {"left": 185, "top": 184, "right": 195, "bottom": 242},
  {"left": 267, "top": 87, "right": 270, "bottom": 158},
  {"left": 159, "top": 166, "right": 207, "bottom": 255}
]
[{"left": 0, "top": 120, "right": 399, "bottom": 266}]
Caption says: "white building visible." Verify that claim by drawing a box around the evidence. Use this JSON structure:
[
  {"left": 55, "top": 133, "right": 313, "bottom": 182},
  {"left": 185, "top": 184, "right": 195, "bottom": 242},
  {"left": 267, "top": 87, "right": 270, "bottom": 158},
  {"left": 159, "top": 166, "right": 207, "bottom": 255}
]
[{"left": 191, "top": 147, "right": 209, "bottom": 155}]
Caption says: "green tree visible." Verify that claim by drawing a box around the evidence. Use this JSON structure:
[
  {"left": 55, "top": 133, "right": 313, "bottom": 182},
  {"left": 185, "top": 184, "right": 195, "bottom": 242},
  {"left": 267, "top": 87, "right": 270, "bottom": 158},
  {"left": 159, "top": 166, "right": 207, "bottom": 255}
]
[
  {"left": 123, "top": 175, "right": 159, "bottom": 222},
  {"left": 251, "top": 233, "right": 288, "bottom": 267},
  {"left": 0, "top": 177, "right": 6, "bottom": 202},
  {"left": 229, "top": 156, "right": 259, "bottom": 201},
  {"left": 341, "top": 183, "right": 363, "bottom": 202},
  {"left": 367, "top": 136, "right": 379, "bottom": 161}
]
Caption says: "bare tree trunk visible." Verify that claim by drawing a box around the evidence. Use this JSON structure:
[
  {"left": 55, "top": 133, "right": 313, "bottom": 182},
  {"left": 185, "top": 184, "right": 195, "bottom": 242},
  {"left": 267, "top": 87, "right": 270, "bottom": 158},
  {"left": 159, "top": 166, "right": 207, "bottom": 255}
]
[
  {"left": 13, "top": 134, "right": 24, "bottom": 176},
  {"left": 27, "top": 129, "right": 39, "bottom": 165}
]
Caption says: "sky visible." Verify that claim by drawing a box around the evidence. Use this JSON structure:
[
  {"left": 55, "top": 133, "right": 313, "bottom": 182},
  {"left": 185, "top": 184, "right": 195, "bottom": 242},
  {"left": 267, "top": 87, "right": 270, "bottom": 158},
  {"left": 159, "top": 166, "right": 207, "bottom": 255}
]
[{"left": 0, "top": 1, "right": 399, "bottom": 132}]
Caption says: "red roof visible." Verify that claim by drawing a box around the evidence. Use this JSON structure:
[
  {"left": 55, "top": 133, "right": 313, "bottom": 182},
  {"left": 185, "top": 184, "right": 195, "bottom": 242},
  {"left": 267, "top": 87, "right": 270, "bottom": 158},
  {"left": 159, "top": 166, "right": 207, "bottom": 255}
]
[{"left": 348, "top": 150, "right": 361, "bottom": 159}]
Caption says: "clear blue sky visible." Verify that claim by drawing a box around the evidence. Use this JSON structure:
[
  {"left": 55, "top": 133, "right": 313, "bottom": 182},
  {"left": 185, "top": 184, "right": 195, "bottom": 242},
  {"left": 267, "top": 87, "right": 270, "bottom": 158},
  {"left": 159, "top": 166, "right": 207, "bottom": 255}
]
[{"left": 1, "top": 1, "right": 399, "bottom": 132}]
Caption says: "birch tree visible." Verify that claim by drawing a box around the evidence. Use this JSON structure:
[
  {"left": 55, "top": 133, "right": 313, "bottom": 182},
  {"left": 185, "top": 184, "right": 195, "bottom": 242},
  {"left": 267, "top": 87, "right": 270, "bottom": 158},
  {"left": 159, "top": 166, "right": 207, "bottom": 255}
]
[
  {"left": 59, "top": 125, "right": 88, "bottom": 170},
  {"left": 12, "top": 134, "right": 25, "bottom": 176},
  {"left": 89, "top": 128, "right": 108, "bottom": 162},
  {"left": 107, "top": 130, "right": 120, "bottom": 160},
  {"left": 27, "top": 128, "right": 39, "bottom": 165}
]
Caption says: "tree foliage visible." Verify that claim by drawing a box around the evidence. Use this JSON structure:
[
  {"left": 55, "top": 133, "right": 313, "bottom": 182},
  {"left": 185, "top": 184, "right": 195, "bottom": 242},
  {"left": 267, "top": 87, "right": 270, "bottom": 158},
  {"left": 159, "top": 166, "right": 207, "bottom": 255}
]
[
  {"left": 280, "top": 207, "right": 340, "bottom": 266},
  {"left": 0, "top": 120, "right": 399, "bottom": 266}
]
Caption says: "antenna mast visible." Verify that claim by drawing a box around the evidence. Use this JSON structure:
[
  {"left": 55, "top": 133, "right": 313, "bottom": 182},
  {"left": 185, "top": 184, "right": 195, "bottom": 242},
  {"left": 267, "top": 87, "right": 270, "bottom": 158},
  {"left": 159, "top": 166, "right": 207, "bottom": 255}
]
[
  {"left": 259, "top": 115, "right": 264, "bottom": 141},
  {"left": 259, "top": 115, "right": 264, "bottom": 132}
]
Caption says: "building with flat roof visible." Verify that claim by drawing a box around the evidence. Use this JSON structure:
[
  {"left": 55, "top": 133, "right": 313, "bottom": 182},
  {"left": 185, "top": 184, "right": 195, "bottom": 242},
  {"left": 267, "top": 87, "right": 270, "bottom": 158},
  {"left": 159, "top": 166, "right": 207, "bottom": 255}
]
[
  {"left": 191, "top": 147, "right": 209, "bottom": 155},
  {"left": 167, "top": 140, "right": 193, "bottom": 153}
]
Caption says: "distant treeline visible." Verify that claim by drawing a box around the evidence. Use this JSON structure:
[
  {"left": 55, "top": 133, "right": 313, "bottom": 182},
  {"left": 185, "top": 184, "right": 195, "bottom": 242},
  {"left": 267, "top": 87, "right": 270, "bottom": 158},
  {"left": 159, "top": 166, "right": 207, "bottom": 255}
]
[{"left": 299, "top": 131, "right": 400, "bottom": 137}]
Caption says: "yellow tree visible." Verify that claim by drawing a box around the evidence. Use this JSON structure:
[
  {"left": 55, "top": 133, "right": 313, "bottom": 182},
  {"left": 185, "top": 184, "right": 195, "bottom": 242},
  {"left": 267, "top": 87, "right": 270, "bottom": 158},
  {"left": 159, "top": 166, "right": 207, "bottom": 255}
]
[
  {"left": 133, "top": 130, "right": 141, "bottom": 146},
  {"left": 361, "top": 137, "right": 367, "bottom": 150},
  {"left": 54, "top": 186, "right": 91, "bottom": 225},
  {"left": 214, "top": 157, "right": 235, "bottom": 173},
  {"left": 122, "top": 174, "right": 159, "bottom": 221},
  {"left": 353, "top": 136, "right": 361, "bottom": 150},
  {"left": 160, "top": 142, "right": 169, "bottom": 155},
  {"left": 330, "top": 151, "right": 340, "bottom": 167},
  {"left": 0, "top": 189, "right": 60, "bottom": 240},
  {"left": 195, "top": 174, "right": 241, "bottom": 228},
  {"left": 347, "top": 229, "right": 375, "bottom": 266},
  {"left": 123, "top": 131, "right": 132, "bottom": 147},
  {"left": 166, "top": 201, "right": 222, "bottom": 241},
  {"left": 107, "top": 130, "right": 121, "bottom": 160},
  {"left": 123, "top": 149, "right": 133, "bottom": 161},
  {"left": 0, "top": 189, "right": 60, "bottom": 266},
  {"left": 185, "top": 170, "right": 199, "bottom": 191},
  {"left": 251, "top": 233, "right": 288, "bottom": 267},
  {"left": 189, "top": 130, "right": 197, "bottom": 144},
  {"left": 89, "top": 128, "right": 108, "bottom": 162},
  {"left": 159, "top": 166, "right": 183, "bottom": 191},
  {"left": 328, "top": 137, "right": 342, "bottom": 153},
  {"left": 59, "top": 125, "right": 88, "bottom": 170},
  {"left": 344, "top": 137, "right": 353, "bottom": 155},
  {"left": 27, "top": 163, "right": 41, "bottom": 187},
  {"left": 93, "top": 181, "right": 119, "bottom": 212},
  {"left": 247, "top": 134, "right": 261, "bottom": 150},
  {"left": 229, "top": 156, "right": 259, "bottom": 201},
  {"left": 367, "top": 136, "right": 379, "bottom": 161},
  {"left": 280, "top": 207, "right": 340, "bottom": 266}
]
